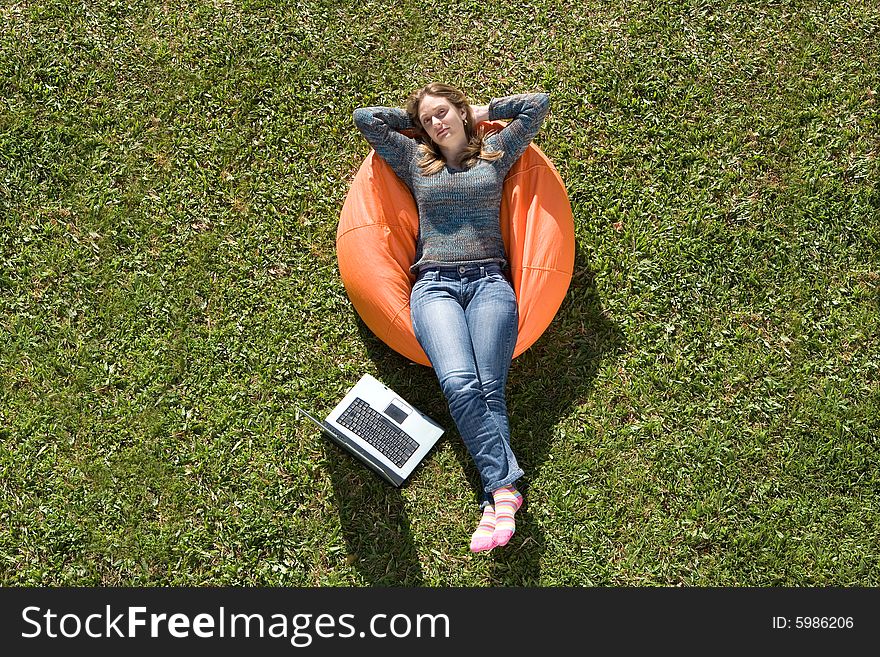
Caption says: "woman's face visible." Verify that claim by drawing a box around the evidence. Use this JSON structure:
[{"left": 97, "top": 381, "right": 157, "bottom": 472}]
[{"left": 417, "top": 94, "right": 467, "bottom": 152}]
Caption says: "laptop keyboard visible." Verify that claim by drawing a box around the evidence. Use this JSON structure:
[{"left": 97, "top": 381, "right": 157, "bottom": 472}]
[{"left": 336, "top": 398, "right": 419, "bottom": 468}]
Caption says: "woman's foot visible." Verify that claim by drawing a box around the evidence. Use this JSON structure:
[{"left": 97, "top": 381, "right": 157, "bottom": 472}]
[
  {"left": 491, "top": 486, "right": 523, "bottom": 547},
  {"left": 469, "top": 504, "right": 497, "bottom": 553}
]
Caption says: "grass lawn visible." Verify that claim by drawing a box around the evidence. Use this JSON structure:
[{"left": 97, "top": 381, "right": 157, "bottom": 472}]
[{"left": 1, "top": 0, "right": 878, "bottom": 586}]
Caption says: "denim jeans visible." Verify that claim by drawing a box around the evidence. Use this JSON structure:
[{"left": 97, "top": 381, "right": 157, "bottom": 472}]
[{"left": 410, "top": 262, "right": 523, "bottom": 507}]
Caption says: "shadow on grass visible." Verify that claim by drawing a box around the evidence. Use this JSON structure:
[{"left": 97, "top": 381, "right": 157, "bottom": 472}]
[
  {"left": 484, "top": 245, "right": 623, "bottom": 583},
  {"left": 336, "top": 241, "right": 622, "bottom": 585},
  {"left": 324, "top": 456, "right": 425, "bottom": 585}
]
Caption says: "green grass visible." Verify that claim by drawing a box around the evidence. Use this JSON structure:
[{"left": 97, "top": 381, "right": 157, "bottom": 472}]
[{"left": 1, "top": 0, "right": 878, "bottom": 586}]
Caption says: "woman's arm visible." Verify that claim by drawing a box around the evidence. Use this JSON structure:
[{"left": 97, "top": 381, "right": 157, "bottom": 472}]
[
  {"left": 482, "top": 93, "right": 550, "bottom": 173},
  {"left": 470, "top": 104, "right": 490, "bottom": 124},
  {"left": 353, "top": 106, "right": 419, "bottom": 183}
]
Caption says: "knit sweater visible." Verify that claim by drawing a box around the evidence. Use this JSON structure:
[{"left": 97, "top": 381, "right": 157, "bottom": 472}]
[{"left": 353, "top": 93, "right": 550, "bottom": 273}]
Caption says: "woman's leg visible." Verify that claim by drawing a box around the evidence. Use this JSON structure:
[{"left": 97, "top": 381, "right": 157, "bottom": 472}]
[
  {"left": 410, "top": 269, "right": 523, "bottom": 499},
  {"left": 464, "top": 269, "right": 520, "bottom": 487},
  {"left": 464, "top": 268, "right": 524, "bottom": 547}
]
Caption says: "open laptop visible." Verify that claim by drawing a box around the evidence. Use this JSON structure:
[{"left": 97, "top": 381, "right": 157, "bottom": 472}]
[{"left": 296, "top": 373, "right": 444, "bottom": 487}]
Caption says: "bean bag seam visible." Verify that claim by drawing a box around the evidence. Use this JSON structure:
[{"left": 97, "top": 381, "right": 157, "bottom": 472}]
[
  {"left": 503, "top": 163, "right": 557, "bottom": 184},
  {"left": 386, "top": 302, "right": 412, "bottom": 341},
  {"left": 521, "top": 264, "right": 574, "bottom": 274},
  {"left": 337, "top": 223, "right": 417, "bottom": 240}
]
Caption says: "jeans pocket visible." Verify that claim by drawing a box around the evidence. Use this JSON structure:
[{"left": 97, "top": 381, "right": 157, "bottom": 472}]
[
  {"left": 488, "top": 271, "right": 511, "bottom": 285},
  {"left": 410, "top": 271, "right": 438, "bottom": 303}
]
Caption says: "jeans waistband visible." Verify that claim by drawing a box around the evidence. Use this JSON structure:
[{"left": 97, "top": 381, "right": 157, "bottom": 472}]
[
  {"left": 416, "top": 262, "right": 504, "bottom": 281},
  {"left": 417, "top": 263, "right": 504, "bottom": 281}
]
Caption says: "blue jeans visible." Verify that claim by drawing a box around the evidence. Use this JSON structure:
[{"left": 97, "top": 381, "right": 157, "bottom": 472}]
[{"left": 410, "top": 263, "right": 523, "bottom": 507}]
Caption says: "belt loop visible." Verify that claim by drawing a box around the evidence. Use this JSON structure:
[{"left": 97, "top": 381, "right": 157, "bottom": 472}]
[{"left": 480, "top": 265, "right": 485, "bottom": 277}]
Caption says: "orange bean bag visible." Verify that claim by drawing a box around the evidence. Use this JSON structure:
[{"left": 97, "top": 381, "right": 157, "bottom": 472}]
[{"left": 337, "top": 121, "right": 575, "bottom": 367}]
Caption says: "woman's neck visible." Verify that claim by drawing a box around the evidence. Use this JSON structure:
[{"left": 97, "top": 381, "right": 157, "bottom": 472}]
[{"left": 442, "top": 147, "right": 465, "bottom": 170}]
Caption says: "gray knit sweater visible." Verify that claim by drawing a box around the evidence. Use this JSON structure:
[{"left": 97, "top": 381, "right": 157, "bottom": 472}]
[{"left": 353, "top": 93, "right": 550, "bottom": 273}]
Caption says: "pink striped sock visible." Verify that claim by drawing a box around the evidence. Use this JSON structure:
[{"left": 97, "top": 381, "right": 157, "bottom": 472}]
[
  {"left": 469, "top": 505, "right": 497, "bottom": 553},
  {"left": 491, "top": 486, "right": 523, "bottom": 547}
]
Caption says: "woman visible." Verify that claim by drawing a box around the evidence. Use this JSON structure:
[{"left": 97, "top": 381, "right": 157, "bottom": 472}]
[{"left": 353, "top": 84, "right": 550, "bottom": 552}]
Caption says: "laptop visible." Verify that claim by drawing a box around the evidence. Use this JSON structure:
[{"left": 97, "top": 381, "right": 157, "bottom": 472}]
[{"left": 296, "top": 373, "right": 444, "bottom": 487}]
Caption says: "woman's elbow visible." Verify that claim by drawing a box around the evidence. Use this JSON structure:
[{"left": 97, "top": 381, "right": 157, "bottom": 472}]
[
  {"left": 353, "top": 107, "right": 370, "bottom": 128},
  {"left": 535, "top": 92, "right": 550, "bottom": 115}
]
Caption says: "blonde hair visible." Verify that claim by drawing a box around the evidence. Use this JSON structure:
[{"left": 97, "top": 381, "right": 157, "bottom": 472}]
[{"left": 405, "top": 83, "right": 503, "bottom": 175}]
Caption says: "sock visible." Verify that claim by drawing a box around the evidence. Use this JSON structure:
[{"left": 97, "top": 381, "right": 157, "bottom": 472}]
[
  {"left": 491, "top": 485, "right": 523, "bottom": 547},
  {"left": 469, "top": 505, "right": 497, "bottom": 553}
]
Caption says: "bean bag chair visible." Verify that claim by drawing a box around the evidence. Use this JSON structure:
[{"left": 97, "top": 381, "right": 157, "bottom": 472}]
[{"left": 337, "top": 121, "right": 575, "bottom": 367}]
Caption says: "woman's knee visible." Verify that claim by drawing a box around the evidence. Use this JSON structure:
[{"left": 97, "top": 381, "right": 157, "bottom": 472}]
[{"left": 438, "top": 371, "right": 484, "bottom": 409}]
